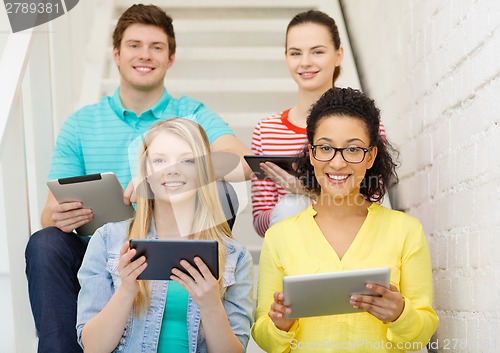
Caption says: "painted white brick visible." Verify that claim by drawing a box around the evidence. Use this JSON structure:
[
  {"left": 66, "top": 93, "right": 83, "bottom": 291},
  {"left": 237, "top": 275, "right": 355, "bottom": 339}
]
[
  {"left": 436, "top": 313, "right": 457, "bottom": 345},
  {"left": 427, "top": 234, "right": 439, "bottom": 267},
  {"left": 416, "top": 198, "right": 435, "bottom": 234},
  {"left": 468, "top": 30, "right": 500, "bottom": 87},
  {"left": 473, "top": 133, "right": 492, "bottom": 180},
  {"left": 478, "top": 228, "right": 495, "bottom": 269},
  {"left": 465, "top": 317, "right": 480, "bottom": 352},
  {"left": 433, "top": 269, "right": 452, "bottom": 309},
  {"left": 428, "top": 163, "right": 440, "bottom": 199},
  {"left": 434, "top": 152, "right": 455, "bottom": 195},
  {"left": 483, "top": 0, "right": 500, "bottom": 30},
  {"left": 446, "top": 233, "right": 458, "bottom": 270},
  {"left": 342, "top": 0, "right": 500, "bottom": 349},
  {"left": 454, "top": 232, "right": 468, "bottom": 268},
  {"left": 467, "top": 230, "right": 480, "bottom": 269},
  {"left": 453, "top": 144, "right": 475, "bottom": 187},
  {"left": 473, "top": 268, "right": 496, "bottom": 312},
  {"left": 415, "top": 130, "right": 431, "bottom": 170},
  {"left": 458, "top": 79, "right": 499, "bottom": 140},
  {"left": 473, "top": 180, "right": 500, "bottom": 227}
]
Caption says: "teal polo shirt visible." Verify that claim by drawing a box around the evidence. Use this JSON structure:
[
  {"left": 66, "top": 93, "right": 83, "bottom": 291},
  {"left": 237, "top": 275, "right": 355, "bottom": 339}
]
[{"left": 49, "top": 88, "right": 233, "bottom": 188}]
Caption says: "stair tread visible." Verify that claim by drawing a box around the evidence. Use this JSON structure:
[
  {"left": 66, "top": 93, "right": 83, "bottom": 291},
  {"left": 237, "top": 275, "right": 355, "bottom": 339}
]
[
  {"left": 115, "top": 0, "right": 315, "bottom": 10},
  {"left": 172, "top": 18, "right": 290, "bottom": 32},
  {"left": 102, "top": 78, "right": 296, "bottom": 92},
  {"left": 105, "top": 46, "right": 285, "bottom": 61}
]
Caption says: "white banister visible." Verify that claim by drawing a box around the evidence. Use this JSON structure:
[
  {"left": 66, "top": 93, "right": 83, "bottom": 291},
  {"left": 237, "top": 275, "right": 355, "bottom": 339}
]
[
  {"left": 0, "top": 28, "right": 38, "bottom": 352},
  {"left": 0, "top": 1, "right": 113, "bottom": 350},
  {"left": 0, "top": 31, "right": 33, "bottom": 146}
]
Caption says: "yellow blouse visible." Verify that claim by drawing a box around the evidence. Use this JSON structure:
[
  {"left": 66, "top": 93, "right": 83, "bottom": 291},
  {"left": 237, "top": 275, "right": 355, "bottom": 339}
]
[{"left": 252, "top": 203, "right": 438, "bottom": 353}]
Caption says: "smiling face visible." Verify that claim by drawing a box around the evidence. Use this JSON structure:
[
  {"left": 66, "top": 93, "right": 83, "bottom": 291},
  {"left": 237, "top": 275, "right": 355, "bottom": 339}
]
[
  {"left": 309, "top": 115, "right": 377, "bottom": 202},
  {"left": 285, "top": 23, "right": 343, "bottom": 94},
  {"left": 113, "top": 23, "right": 175, "bottom": 94},
  {"left": 145, "top": 131, "right": 198, "bottom": 203}
]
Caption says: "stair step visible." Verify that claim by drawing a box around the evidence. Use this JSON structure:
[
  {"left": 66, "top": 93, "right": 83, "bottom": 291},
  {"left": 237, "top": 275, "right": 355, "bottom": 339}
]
[
  {"left": 219, "top": 114, "right": 272, "bottom": 145},
  {"left": 100, "top": 84, "right": 294, "bottom": 117},
  {"left": 107, "top": 24, "right": 285, "bottom": 47},
  {"left": 219, "top": 113, "right": 275, "bottom": 127},
  {"left": 177, "top": 31, "right": 284, "bottom": 47},
  {"left": 105, "top": 46, "right": 285, "bottom": 63},
  {"left": 176, "top": 46, "right": 285, "bottom": 61},
  {"left": 102, "top": 78, "right": 295, "bottom": 93},
  {"left": 106, "top": 59, "right": 289, "bottom": 81},
  {"left": 116, "top": 0, "right": 314, "bottom": 11},
  {"left": 105, "top": 45, "right": 289, "bottom": 80},
  {"left": 189, "top": 91, "right": 294, "bottom": 118},
  {"left": 175, "top": 47, "right": 285, "bottom": 61},
  {"left": 174, "top": 19, "right": 289, "bottom": 33}
]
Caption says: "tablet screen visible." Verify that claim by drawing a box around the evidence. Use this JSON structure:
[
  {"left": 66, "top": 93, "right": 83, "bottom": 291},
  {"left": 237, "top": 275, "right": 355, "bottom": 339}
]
[
  {"left": 244, "top": 155, "right": 297, "bottom": 180},
  {"left": 130, "top": 239, "right": 219, "bottom": 280}
]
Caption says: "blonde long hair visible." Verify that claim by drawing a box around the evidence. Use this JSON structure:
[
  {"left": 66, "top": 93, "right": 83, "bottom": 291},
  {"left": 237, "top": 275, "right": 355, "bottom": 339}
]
[{"left": 128, "top": 118, "right": 232, "bottom": 315}]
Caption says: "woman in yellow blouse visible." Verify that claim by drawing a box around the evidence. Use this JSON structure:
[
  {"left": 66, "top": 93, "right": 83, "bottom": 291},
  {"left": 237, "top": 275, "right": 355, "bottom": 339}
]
[{"left": 252, "top": 87, "right": 438, "bottom": 352}]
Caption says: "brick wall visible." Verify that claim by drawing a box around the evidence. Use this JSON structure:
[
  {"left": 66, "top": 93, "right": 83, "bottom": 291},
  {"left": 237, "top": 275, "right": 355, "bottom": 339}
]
[{"left": 342, "top": 0, "right": 500, "bottom": 351}]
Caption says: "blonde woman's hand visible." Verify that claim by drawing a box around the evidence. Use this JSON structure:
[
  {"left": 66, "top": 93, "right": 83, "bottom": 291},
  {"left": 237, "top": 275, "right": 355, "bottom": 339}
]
[
  {"left": 171, "top": 257, "right": 220, "bottom": 310},
  {"left": 349, "top": 283, "right": 405, "bottom": 323},
  {"left": 117, "top": 242, "right": 147, "bottom": 296},
  {"left": 269, "top": 291, "right": 296, "bottom": 332}
]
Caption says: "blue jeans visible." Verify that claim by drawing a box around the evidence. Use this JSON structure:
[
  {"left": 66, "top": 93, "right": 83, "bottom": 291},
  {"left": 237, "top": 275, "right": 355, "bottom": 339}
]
[{"left": 25, "top": 227, "right": 89, "bottom": 353}]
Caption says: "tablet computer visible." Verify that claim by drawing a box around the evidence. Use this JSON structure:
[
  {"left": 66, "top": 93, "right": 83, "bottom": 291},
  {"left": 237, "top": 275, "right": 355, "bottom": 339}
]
[
  {"left": 47, "top": 172, "right": 135, "bottom": 236},
  {"left": 283, "top": 267, "right": 390, "bottom": 318},
  {"left": 244, "top": 155, "right": 297, "bottom": 180},
  {"left": 129, "top": 239, "right": 219, "bottom": 280}
]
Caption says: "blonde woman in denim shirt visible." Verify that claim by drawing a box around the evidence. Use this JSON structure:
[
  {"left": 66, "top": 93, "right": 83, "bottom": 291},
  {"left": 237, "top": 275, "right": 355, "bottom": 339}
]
[{"left": 76, "top": 119, "right": 254, "bottom": 353}]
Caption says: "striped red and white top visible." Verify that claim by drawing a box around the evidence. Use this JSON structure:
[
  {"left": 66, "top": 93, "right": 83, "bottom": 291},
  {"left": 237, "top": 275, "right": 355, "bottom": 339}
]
[{"left": 250, "top": 109, "right": 387, "bottom": 237}]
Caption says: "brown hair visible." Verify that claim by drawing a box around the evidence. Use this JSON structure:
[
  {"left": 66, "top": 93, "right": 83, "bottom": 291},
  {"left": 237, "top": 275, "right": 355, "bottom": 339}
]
[
  {"left": 286, "top": 10, "right": 342, "bottom": 85},
  {"left": 112, "top": 4, "right": 176, "bottom": 56}
]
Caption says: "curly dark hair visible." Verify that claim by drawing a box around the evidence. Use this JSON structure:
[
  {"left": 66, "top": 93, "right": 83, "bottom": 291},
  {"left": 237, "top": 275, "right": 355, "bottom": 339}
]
[{"left": 294, "top": 87, "right": 399, "bottom": 201}]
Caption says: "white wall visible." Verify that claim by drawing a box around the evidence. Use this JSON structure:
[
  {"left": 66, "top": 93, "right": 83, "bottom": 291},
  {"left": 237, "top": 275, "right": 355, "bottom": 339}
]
[{"left": 342, "top": 0, "right": 500, "bottom": 351}]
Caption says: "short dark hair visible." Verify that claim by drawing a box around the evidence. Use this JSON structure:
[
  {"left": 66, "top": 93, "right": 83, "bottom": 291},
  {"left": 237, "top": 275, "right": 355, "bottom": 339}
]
[
  {"left": 113, "top": 4, "right": 176, "bottom": 56},
  {"left": 295, "top": 87, "right": 399, "bottom": 201},
  {"left": 286, "top": 10, "right": 342, "bottom": 85}
]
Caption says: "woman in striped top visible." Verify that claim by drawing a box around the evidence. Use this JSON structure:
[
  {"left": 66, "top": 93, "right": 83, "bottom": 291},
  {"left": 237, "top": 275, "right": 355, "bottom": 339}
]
[{"left": 251, "top": 10, "right": 386, "bottom": 236}]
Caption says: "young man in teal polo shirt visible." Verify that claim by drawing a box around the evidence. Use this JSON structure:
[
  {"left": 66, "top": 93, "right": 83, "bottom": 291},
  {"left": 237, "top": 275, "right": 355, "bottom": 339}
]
[{"left": 25, "top": 4, "right": 252, "bottom": 353}]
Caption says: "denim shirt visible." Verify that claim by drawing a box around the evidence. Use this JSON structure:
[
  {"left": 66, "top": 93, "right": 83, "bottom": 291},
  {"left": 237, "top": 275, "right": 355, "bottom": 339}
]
[{"left": 76, "top": 220, "right": 254, "bottom": 352}]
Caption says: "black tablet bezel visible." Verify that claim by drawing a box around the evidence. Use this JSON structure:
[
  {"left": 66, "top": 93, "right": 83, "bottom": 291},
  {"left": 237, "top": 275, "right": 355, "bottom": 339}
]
[
  {"left": 244, "top": 155, "right": 297, "bottom": 180},
  {"left": 129, "top": 239, "right": 219, "bottom": 280}
]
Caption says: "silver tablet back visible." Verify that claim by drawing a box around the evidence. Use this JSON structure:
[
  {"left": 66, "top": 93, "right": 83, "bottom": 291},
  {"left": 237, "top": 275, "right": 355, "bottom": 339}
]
[
  {"left": 283, "top": 267, "right": 390, "bottom": 318},
  {"left": 47, "top": 172, "right": 135, "bottom": 235}
]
